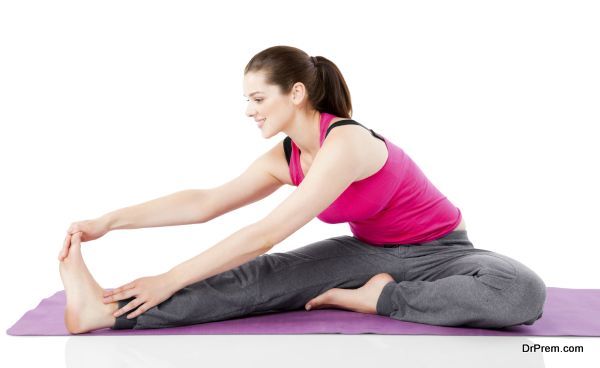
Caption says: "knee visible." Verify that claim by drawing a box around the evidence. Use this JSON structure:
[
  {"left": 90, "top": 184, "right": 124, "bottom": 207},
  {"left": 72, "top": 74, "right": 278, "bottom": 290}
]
[
  {"left": 503, "top": 266, "right": 547, "bottom": 326},
  {"left": 475, "top": 253, "right": 547, "bottom": 326}
]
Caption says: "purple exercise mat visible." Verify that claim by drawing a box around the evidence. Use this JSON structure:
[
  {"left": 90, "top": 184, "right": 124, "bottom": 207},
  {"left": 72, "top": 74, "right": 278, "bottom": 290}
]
[{"left": 6, "top": 287, "right": 600, "bottom": 336}]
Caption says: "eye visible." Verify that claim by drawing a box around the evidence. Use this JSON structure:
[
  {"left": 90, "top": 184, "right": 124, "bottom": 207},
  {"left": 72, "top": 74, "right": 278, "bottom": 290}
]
[{"left": 246, "top": 98, "right": 263, "bottom": 103}]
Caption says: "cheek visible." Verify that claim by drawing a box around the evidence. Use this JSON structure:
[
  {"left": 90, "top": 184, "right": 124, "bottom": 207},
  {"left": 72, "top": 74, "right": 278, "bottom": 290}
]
[{"left": 262, "top": 103, "right": 277, "bottom": 120}]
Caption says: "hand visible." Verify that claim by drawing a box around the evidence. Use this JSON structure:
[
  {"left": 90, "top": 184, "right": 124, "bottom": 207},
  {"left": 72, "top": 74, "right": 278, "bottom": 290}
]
[
  {"left": 103, "top": 272, "right": 179, "bottom": 319},
  {"left": 58, "top": 217, "right": 111, "bottom": 261}
]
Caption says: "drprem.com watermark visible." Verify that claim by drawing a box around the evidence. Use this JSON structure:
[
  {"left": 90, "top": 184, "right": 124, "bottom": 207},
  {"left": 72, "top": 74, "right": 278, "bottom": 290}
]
[{"left": 523, "top": 344, "right": 584, "bottom": 353}]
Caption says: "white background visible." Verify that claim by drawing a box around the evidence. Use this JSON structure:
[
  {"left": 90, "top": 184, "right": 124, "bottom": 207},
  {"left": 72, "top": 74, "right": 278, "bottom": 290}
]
[{"left": 1, "top": 0, "right": 599, "bottom": 367}]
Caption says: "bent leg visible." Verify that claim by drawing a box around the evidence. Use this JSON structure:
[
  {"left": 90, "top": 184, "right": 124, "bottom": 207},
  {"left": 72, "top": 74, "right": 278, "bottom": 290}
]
[
  {"left": 376, "top": 234, "right": 547, "bottom": 329},
  {"left": 113, "top": 235, "right": 400, "bottom": 330}
]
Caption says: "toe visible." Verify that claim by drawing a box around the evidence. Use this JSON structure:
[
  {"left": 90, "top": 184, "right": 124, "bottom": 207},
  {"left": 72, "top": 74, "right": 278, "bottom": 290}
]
[
  {"left": 306, "top": 289, "right": 336, "bottom": 310},
  {"left": 305, "top": 298, "right": 318, "bottom": 310},
  {"left": 306, "top": 295, "right": 323, "bottom": 310}
]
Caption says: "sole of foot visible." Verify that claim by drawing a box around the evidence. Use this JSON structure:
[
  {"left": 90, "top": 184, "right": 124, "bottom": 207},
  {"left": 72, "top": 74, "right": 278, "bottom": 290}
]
[{"left": 305, "top": 273, "right": 395, "bottom": 314}]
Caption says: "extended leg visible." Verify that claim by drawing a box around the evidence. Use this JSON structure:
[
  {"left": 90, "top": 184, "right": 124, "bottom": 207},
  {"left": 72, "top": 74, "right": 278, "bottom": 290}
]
[{"left": 113, "top": 235, "right": 401, "bottom": 330}]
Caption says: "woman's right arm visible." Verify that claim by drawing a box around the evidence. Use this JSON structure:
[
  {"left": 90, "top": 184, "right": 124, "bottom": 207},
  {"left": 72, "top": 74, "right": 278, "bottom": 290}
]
[
  {"left": 59, "top": 140, "right": 285, "bottom": 261},
  {"left": 101, "top": 189, "right": 212, "bottom": 231},
  {"left": 102, "top": 137, "right": 286, "bottom": 231},
  {"left": 59, "top": 189, "right": 212, "bottom": 261},
  {"left": 101, "top": 140, "right": 289, "bottom": 230}
]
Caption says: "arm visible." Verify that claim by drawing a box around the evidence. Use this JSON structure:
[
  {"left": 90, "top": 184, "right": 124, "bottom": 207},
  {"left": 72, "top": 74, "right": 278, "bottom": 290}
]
[
  {"left": 102, "top": 189, "right": 211, "bottom": 230},
  {"left": 165, "top": 127, "right": 366, "bottom": 289},
  {"left": 101, "top": 140, "right": 285, "bottom": 231},
  {"left": 167, "top": 224, "right": 270, "bottom": 289}
]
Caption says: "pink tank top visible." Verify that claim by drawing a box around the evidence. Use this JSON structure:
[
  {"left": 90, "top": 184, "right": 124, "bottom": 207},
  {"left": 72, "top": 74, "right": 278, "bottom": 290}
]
[{"left": 287, "top": 112, "right": 462, "bottom": 246}]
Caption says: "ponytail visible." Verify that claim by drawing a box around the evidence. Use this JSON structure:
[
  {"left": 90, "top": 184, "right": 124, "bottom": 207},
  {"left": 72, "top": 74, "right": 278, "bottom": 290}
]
[{"left": 244, "top": 46, "right": 353, "bottom": 118}]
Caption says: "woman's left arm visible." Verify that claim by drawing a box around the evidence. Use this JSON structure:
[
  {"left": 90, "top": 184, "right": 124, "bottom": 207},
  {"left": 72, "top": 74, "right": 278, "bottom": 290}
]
[{"left": 103, "top": 224, "right": 272, "bottom": 319}]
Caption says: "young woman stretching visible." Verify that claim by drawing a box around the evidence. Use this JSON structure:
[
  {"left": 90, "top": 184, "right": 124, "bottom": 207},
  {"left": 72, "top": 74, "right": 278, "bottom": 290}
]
[{"left": 58, "top": 45, "right": 546, "bottom": 334}]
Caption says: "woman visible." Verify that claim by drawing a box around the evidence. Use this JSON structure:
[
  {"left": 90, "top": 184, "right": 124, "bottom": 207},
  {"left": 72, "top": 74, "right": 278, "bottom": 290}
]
[{"left": 58, "top": 45, "right": 546, "bottom": 334}]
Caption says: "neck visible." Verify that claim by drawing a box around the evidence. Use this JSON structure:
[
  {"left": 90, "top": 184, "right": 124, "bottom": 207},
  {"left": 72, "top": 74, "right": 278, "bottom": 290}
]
[{"left": 283, "top": 110, "right": 322, "bottom": 158}]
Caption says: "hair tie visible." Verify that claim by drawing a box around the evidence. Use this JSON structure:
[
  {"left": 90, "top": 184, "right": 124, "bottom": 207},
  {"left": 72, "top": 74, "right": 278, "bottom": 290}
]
[{"left": 310, "top": 56, "right": 319, "bottom": 66}]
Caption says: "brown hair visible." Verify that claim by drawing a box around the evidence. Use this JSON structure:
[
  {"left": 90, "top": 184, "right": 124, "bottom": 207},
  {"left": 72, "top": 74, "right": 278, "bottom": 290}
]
[{"left": 244, "top": 45, "right": 353, "bottom": 118}]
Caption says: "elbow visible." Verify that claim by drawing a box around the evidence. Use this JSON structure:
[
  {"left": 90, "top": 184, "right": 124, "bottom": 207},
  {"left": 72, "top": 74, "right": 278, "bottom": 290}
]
[
  {"left": 251, "top": 220, "right": 280, "bottom": 251},
  {"left": 253, "top": 213, "right": 309, "bottom": 250}
]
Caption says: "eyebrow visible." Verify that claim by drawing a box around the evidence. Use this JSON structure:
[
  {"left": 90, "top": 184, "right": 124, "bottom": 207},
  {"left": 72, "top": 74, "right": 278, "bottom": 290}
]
[{"left": 243, "top": 91, "right": 263, "bottom": 97}]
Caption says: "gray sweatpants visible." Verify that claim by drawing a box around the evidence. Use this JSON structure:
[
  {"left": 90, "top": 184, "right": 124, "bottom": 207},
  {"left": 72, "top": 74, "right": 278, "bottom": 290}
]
[{"left": 112, "top": 230, "right": 546, "bottom": 330}]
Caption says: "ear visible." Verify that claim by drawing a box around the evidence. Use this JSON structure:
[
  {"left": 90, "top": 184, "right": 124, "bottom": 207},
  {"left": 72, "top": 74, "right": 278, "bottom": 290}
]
[{"left": 290, "top": 82, "right": 308, "bottom": 105}]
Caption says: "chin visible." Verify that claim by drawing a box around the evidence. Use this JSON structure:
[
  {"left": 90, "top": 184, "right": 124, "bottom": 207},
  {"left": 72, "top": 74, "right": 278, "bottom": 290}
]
[{"left": 261, "top": 129, "right": 277, "bottom": 139}]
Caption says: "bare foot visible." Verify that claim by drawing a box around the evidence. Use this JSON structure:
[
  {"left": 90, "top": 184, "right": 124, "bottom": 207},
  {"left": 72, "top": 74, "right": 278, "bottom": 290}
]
[
  {"left": 58, "top": 232, "right": 118, "bottom": 334},
  {"left": 305, "top": 273, "right": 395, "bottom": 314}
]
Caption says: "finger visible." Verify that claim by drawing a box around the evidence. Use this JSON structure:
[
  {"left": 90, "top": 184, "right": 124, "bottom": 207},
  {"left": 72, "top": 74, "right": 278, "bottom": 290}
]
[
  {"left": 68, "top": 224, "right": 80, "bottom": 235},
  {"left": 103, "top": 288, "right": 117, "bottom": 297},
  {"left": 103, "top": 290, "right": 121, "bottom": 299},
  {"left": 58, "top": 237, "right": 67, "bottom": 261},
  {"left": 103, "top": 288, "right": 115, "bottom": 298},
  {"left": 71, "top": 232, "right": 82, "bottom": 243},
  {"left": 127, "top": 302, "right": 149, "bottom": 319},
  {"left": 113, "top": 298, "right": 144, "bottom": 318},
  {"left": 103, "top": 287, "right": 135, "bottom": 303},
  {"left": 59, "top": 234, "right": 71, "bottom": 261},
  {"left": 103, "top": 281, "right": 136, "bottom": 298},
  {"left": 103, "top": 285, "right": 137, "bottom": 303},
  {"left": 69, "top": 232, "right": 83, "bottom": 254}
]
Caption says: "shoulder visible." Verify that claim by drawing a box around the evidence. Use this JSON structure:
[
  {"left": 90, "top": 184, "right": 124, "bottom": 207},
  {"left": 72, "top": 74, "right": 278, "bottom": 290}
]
[
  {"left": 314, "top": 121, "right": 370, "bottom": 176},
  {"left": 323, "top": 117, "right": 376, "bottom": 151},
  {"left": 261, "top": 138, "right": 295, "bottom": 186},
  {"left": 326, "top": 117, "right": 371, "bottom": 140},
  {"left": 259, "top": 118, "right": 373, "bottom": 187},
  {"left": 321, "top": 117, "right": 386, "bottom": 179}
]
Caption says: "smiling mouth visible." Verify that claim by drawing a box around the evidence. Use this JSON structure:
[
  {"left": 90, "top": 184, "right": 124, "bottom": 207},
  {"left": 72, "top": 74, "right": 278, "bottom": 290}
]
[{"left": 257, "top": 119, "right": 266, "bottom": 127}]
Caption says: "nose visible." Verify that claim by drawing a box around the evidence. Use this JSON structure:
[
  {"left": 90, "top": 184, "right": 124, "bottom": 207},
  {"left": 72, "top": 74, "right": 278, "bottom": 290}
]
[{"left": 245, "top": 104, "right": 256, "bottom": 118}]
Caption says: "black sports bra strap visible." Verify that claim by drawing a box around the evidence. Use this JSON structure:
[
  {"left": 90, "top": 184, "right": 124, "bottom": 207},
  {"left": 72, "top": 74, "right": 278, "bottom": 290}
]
[
  {"left": 283, "top": 120, "right": 384, "bottom": 167},
  {"left": 283, "top": 136, "right": 292, "bottom": 165},
  {"left": 325, "top": 120, "right": 385, "bottom": 142}
]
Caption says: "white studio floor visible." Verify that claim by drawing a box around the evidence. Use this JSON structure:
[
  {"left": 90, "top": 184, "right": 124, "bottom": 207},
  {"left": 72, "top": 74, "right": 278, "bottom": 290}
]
[{"left": 2, "top": 333, "right": 599, "bottom": 367}]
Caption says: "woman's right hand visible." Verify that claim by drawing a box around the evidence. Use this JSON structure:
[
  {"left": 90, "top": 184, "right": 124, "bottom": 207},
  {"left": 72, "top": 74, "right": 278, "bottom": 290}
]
[{"left": 58, "top": 217, "right": 111, "bottom": 261}]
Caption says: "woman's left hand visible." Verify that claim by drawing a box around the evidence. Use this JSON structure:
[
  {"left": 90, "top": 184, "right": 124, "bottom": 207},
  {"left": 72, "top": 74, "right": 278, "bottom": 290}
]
[{"left": 103, "top": 272, "right": 179, "bottom": 319}]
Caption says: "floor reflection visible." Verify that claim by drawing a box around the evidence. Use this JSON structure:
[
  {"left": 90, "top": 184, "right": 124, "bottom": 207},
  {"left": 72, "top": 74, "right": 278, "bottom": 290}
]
[{"left": 65, "top": 334, "right": 545, "bottom": 368}]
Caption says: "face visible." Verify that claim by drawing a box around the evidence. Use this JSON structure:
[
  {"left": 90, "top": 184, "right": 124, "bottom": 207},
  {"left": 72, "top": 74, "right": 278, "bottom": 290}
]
[{"left": 243, "top": 70, "right": 305, "bottom": 137}]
